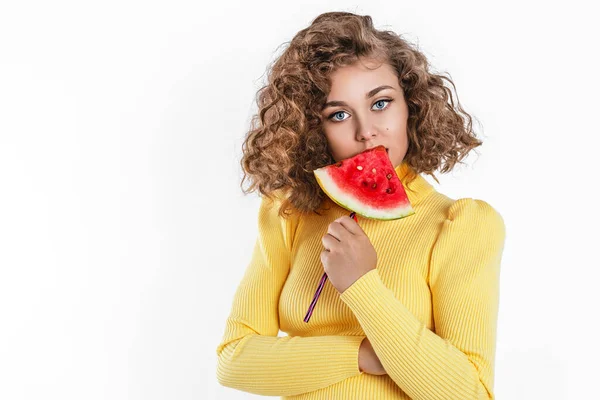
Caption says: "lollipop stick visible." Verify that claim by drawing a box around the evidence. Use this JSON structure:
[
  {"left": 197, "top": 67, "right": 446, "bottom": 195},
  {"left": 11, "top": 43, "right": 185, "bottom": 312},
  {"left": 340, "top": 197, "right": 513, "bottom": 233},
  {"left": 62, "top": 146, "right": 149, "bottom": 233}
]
[{"left": 304, "top": 211, "right": 358, "bottom": 323}]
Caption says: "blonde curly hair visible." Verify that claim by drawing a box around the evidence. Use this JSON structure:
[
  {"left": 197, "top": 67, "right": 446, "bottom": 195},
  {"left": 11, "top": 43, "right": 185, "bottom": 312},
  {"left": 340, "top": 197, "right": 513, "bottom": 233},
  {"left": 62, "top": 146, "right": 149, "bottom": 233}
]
[{"left": 239, "top": 11, "right": 483, "bottom": 219}]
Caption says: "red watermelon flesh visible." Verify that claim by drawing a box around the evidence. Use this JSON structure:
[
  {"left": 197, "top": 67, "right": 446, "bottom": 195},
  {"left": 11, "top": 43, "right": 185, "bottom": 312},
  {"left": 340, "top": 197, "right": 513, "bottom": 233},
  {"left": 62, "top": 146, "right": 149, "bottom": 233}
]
[{"left": 314, "top": 145, "right": 414, "bottom": 220}]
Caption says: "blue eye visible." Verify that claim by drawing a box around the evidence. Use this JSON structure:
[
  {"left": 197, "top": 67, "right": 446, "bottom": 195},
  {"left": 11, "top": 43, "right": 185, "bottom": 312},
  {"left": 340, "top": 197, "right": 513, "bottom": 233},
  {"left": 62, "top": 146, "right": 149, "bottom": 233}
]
[
  {"left": 373, "top": 99, "right": 389, "bottom": 110},
  {"left": 327, "top": 99, "right": 393, "bottom": 123},
  {"left": 330, "top": 111, "right": 347, "bottom": 122}
]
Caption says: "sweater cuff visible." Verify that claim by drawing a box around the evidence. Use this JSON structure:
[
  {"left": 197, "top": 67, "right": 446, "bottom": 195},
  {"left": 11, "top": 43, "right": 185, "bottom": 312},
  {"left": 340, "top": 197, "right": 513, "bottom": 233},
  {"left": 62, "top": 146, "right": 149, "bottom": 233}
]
[
  {"left": 339, "top": 269, "right": 419, "bottom": 332},
  {"left": 339, "top": 269, "right": 383, "bottom": 304},
  {"left": 331, "top": 335, "right": 366, "bottom": 377}
]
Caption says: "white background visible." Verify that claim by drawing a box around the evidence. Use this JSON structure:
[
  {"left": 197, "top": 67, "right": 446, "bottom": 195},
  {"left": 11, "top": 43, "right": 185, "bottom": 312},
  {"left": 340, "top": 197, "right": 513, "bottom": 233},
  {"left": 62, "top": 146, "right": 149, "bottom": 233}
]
[{"left": 1, "top": 1, "right": 598, "bottom": 399}]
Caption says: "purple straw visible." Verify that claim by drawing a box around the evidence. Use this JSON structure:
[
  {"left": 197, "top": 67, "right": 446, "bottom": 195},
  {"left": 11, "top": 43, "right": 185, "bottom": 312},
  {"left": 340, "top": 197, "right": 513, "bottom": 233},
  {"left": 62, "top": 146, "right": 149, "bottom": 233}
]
[{"left": 304, "top": 211, "right": 358, "bottom": 323}]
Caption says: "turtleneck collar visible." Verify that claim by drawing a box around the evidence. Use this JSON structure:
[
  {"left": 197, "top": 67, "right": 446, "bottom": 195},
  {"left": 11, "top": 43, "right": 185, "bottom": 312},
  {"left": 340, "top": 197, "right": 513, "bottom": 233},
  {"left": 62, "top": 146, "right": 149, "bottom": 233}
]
[{"left": 394, "top": 160, "right": 435, "bottom": 206}]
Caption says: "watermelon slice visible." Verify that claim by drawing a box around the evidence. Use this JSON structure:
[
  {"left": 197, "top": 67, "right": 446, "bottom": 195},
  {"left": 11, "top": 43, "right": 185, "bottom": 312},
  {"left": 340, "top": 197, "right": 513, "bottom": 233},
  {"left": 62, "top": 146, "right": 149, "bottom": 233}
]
[{"left": 314, "top": 145, "right": 414, "bottom": 220}]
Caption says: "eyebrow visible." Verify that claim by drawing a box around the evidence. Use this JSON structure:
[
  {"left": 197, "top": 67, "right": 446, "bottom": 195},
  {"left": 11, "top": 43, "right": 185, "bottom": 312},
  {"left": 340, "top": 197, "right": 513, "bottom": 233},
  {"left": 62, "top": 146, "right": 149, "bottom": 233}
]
[{"left": 321, "top": 85, "right": 396, "bottom": 111}]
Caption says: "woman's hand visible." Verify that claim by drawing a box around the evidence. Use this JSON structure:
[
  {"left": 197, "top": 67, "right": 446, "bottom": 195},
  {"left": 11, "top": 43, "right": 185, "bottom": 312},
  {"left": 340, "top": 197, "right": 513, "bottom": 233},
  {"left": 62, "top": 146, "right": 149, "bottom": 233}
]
[
  {"left": 358, "top": 337, "right": 386, "bottom": 376},
  {"left": 320, "top": 215, "right": 377, "bottom": 294}
]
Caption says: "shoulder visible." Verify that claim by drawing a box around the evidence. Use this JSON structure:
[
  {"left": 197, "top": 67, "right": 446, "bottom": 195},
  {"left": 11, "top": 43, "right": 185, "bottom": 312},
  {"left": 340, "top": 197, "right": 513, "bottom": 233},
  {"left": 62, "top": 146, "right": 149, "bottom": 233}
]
[
  {"left": 429, "top": 198, "right": 506, "bottom": 284},
  {"left": 435, "top": 197, "right": 506, "bottom": 256},
  {"left": 257, "top": 188, "right": 299, "bottom": 252},
  {"left": 445, "top": 198, "right": 505, "bottom": 232},
  {"left": 260, "top": 188, "right": 286, "bottom": 207},
  {"left": 419, "top": 189, "right": 504, "bottom": 229}
]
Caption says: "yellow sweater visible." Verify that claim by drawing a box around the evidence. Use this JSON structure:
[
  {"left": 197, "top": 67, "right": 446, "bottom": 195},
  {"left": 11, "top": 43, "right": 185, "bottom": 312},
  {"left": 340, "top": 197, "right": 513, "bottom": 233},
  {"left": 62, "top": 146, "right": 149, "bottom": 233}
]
[{"left": 216, "top": 161, "right": 506, "bottom": 399}]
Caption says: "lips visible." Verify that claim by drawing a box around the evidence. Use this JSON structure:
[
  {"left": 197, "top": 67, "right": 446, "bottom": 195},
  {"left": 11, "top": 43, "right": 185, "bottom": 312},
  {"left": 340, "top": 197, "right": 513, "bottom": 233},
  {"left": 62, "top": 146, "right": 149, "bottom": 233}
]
[{"left": 364, "top": 146, "right": 389, "bottom": 155}]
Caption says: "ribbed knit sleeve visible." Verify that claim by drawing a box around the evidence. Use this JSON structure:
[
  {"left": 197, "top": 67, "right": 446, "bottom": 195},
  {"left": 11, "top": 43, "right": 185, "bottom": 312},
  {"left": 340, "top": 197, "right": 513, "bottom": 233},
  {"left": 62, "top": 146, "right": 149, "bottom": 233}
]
[
  {"left": 215, "top": 192, "right": 366, "bottom": 396},
  {"left": 339, "top": 198, "right": 506, "bottom": 400}
]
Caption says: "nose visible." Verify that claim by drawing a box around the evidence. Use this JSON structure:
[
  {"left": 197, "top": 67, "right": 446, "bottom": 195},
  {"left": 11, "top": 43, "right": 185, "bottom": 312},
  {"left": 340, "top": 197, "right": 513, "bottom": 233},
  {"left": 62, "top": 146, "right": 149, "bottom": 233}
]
[
  {"left": 356, "top": 126, "right": 377, "bottom": 142},
  {"left": 355, "top": 118, "right": 378, "bottom": 142}
]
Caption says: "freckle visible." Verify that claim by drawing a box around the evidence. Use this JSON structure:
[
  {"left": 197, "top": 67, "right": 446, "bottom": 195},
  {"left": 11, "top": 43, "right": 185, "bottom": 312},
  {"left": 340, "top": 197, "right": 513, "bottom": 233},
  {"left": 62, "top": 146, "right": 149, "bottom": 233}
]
[{"left": 386, "top": 127, "right": 389, "bottom": 130}]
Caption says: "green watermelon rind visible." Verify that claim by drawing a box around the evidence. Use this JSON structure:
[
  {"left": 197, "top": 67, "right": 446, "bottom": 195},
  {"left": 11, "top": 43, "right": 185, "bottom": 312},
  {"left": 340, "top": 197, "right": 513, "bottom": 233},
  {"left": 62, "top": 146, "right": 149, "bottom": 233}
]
[{"left": 314, "top": 168, "right": 415, "bottom": 221}]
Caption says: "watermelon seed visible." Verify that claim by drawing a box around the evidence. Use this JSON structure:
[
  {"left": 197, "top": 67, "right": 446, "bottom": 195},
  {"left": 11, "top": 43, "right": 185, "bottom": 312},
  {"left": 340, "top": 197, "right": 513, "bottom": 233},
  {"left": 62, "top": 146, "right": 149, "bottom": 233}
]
[
  {"left": 372, "top": 168, "right": 376, "bottom": 173},
  {"left": 336, "top": 161, "right": 343, "bottom": 167},
  {"left": 372, "top": 183, "right": 377, "bottom": 189},
  {"left": 386, "top": 173, "right": 392, "bottom": 179},
  {"left": 386, "top": 188, "right": 391, "bottom": 193},
  {"left": 357, "top": 165, "right": 363, "bottom": 170}
]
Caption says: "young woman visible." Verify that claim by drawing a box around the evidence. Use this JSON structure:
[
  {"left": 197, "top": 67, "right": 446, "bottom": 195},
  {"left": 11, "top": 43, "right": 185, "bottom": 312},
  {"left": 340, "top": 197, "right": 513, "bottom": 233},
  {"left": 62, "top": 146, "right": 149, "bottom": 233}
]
[{"left": 216, "top": 11, "right": 505, "bottom": 400}]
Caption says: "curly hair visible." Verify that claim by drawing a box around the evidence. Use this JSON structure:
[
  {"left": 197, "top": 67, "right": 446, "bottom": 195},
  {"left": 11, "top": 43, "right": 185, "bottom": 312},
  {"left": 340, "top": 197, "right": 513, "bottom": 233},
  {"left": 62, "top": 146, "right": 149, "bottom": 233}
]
[{"left": 239, "top": 11, "right": 483, "bottom": 219}]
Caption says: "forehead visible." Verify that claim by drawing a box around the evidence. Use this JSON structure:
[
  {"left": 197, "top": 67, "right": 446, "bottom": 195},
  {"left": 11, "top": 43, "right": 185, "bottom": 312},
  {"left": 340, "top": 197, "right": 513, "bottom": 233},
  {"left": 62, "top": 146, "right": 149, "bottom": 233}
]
[{"left": 327, "top": 60, "right": 398, "bottom": 95}]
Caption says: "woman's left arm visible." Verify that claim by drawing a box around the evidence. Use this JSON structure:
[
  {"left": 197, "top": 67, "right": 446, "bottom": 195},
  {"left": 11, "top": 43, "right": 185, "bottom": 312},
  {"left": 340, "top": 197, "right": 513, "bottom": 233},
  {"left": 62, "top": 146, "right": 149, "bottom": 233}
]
[{"left": 340, "top": 198, "right": 506, "bottom": 400}]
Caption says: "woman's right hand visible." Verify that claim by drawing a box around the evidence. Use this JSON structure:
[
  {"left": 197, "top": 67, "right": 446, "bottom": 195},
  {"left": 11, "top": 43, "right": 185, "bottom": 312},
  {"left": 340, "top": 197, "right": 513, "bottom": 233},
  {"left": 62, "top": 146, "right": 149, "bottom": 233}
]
[{"left": 358, "top": 337, "right": 387, "bottom": 375}]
